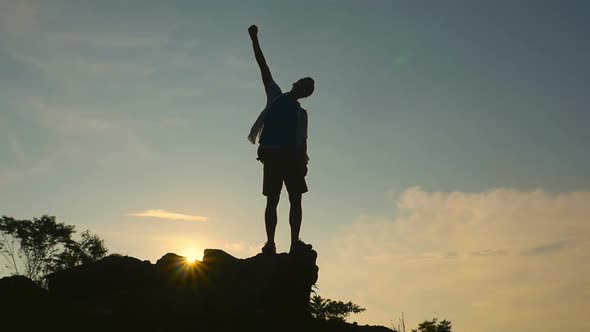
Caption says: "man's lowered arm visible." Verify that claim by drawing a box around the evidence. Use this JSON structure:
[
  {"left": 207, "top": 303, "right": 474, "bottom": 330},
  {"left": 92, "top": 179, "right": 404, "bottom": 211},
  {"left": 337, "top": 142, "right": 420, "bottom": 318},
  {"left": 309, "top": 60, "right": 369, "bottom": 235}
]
[{"left": 248, "top": 25, "right": 274, "bottom": 92}]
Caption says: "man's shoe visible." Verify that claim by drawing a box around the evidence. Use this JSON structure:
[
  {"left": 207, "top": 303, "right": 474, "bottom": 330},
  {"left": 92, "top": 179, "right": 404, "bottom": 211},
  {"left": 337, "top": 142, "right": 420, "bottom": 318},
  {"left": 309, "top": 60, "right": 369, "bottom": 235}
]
[
  {"left": 289, "top": 239, "right": 312, "bottom": 254},
  {"left": 261, "top": 242, "right": 276, "bottom": 254}
]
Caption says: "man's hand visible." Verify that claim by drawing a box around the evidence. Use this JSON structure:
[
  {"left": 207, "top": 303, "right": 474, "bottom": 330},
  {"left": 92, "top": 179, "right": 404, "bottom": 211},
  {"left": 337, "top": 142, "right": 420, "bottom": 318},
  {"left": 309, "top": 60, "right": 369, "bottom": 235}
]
[
  {"left": 248, "top": 25, "right": 258, "bottom": 39},
  {"left": 248, "top": 24, "right": 273, "bottom": 91}
]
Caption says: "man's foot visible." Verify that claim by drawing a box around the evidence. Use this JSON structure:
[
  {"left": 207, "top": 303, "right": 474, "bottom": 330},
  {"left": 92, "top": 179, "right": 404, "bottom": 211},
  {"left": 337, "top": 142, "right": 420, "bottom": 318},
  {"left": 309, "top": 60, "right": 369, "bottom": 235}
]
[
  {"left": 261, "top": 242, "right": 276, "bottom": 255},
  {"left": 289, "top": 239, "right": 312, "bottom": 254}
]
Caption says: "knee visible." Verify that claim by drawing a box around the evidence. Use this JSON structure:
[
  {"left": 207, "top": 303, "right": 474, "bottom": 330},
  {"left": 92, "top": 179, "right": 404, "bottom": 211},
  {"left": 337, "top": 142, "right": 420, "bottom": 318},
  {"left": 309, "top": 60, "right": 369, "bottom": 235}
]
[
  {"left": 288, "top": 193, "right": 302, "bottom": 205},
  {"left": 267, "top": 195, "right": 280, "bottom": 208}
]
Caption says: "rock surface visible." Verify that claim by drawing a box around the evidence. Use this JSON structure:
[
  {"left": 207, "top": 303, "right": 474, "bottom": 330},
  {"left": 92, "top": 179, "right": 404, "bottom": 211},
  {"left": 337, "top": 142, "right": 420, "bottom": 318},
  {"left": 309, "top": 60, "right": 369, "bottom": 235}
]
[{"left": 2, "top": 249, "right": 392, "bottom": 332}]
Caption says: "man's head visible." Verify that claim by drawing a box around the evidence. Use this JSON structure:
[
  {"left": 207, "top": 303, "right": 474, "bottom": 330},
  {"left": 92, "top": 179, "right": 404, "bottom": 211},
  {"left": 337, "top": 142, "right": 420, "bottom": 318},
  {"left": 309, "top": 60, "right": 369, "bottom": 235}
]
[{"left": 290, "top": 77, "right": 315, "bottom": 100}]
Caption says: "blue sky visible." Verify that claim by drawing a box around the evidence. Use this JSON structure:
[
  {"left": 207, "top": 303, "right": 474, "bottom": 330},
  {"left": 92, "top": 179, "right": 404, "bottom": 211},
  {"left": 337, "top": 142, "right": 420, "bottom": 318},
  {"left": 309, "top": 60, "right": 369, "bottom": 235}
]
[{"left": 1, "top": 1, "right": 589, "bottom": 331}]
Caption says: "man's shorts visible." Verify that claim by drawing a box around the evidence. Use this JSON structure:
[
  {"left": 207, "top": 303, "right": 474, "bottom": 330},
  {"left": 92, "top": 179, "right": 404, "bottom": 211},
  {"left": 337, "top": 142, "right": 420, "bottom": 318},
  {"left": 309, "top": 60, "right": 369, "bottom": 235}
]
[{"left": 258, "top": 147, "right": 308, "bottom": 196}]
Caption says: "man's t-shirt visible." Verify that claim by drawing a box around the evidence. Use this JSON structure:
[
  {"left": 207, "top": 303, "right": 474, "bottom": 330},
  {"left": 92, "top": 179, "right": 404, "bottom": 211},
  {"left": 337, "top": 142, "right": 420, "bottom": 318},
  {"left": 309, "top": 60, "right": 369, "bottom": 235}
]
[{"left": 248, "top": 80, "right": 307, "bottom": 150}]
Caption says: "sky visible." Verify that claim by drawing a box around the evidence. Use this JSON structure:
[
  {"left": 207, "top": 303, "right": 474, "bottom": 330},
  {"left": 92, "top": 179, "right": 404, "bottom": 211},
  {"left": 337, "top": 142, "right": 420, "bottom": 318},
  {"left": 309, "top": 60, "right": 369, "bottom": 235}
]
[{"left": 1, "top": 1, "right": 589, "bottom": 331}]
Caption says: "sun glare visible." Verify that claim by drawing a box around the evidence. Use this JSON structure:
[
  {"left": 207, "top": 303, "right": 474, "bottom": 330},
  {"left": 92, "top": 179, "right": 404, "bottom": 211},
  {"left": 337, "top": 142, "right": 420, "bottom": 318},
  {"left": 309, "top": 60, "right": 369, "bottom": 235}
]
[{"left": 183, "top": 247, "right": 202, "bottom": 263}]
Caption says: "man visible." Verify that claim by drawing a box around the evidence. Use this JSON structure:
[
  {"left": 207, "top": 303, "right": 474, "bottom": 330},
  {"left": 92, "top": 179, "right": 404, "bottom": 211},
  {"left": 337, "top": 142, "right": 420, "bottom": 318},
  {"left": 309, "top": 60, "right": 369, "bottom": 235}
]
[{"left": 246, "top": 24, "right": 315, "bottom": 254}]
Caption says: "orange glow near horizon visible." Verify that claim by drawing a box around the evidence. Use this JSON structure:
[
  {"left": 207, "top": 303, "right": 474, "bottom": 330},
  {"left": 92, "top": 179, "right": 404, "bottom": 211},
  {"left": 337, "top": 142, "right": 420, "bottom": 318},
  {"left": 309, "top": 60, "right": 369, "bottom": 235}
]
[{"left": 182, "top": 247, "right": 203, "bottom": 263}]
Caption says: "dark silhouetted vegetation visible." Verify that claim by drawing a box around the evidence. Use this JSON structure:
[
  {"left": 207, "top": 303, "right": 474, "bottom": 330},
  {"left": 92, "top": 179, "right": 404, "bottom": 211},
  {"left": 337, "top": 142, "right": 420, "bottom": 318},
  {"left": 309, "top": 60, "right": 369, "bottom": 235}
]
[
  {"left": 309, "top": 294, "right": 366, "bottom": 322},
  {"left": 411, "top": 318, "right": 452, "bottom": 332},
  {"left": 0, "top": 215, "right": 107, "bottom": 283}
]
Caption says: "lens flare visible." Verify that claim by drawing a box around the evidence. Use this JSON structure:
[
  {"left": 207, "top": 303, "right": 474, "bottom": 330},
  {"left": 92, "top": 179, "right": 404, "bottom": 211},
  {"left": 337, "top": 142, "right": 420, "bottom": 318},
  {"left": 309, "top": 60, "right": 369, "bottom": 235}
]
[{"left": 183, "top": 247, "right": 202, "bottom": 263}]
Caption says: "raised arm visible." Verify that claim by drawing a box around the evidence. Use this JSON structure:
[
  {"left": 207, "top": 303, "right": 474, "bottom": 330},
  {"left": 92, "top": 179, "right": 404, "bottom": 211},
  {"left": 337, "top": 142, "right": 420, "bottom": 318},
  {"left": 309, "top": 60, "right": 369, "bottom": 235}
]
[{"left": 248, "top": 25, "right": 274, "bottom": 92}]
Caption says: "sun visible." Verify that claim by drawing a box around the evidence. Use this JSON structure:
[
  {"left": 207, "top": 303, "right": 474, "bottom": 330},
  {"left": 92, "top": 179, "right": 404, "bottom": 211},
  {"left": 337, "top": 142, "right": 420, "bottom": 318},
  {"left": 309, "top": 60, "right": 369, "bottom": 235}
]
[{"left": 182, "top": 247, "right": 203, "bottom": 263}]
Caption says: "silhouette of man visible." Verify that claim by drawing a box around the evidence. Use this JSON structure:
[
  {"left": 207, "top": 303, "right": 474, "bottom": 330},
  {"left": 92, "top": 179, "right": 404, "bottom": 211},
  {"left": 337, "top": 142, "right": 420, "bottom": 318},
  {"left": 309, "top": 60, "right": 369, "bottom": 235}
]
[{"left": 247, "top": 25, "right": 315, "bottom": 254}]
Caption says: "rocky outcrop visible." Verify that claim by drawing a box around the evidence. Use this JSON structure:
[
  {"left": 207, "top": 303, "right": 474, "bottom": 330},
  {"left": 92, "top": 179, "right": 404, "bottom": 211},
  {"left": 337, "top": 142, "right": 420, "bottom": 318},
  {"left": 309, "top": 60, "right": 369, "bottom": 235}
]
[
  {"left": 43, "top": 249, "right": 318, "bottom": 331},
  {"left": 0, "top": 275, "right": 48, "bottom": 306},
  {"left": 0, "top": 275, "right": 51, "bottom": 330},
  {"left": 2, "top": 249, "right": 392, "bottom": 332}
]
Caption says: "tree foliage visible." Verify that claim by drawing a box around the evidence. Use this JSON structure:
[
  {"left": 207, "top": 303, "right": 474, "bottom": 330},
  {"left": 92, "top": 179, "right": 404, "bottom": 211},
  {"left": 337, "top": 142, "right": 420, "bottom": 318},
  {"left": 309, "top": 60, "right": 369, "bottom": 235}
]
[
  {"left": 0, "top": 215, "right": 107, "bottom": 283},
  {"left": 309, "top": 294, "right": 366, "bottom": 322},
  {"left": 47, "top": 230, "right": 108, "bottom": 274},
  {"left": 411, "top": 318, "right": 452, "bottom": 332}
]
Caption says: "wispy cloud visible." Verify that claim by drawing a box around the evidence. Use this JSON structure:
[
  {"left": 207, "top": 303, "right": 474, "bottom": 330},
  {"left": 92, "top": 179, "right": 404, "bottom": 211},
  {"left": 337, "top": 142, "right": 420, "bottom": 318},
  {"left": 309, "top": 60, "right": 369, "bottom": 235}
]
[
  {"left": 28, "top": 100, "right": 153, "bottom": 162},
  {"left": 521, "top": 240, "right": 568, "bottom": 256},
  {"left": 50, "top": 31, "right": 166, "bottom": 49},
  {"left": 0, "top": 0, "right": 189, "bottom": 92},
  {"left": 0, "top": 149, "right": 56, "bottom": 186},
  {"left": 129, "top": 209, "right": 208, "bottom": 222},
  {"left": 471, "top": 249, "right": 509, "bottom": 257},
  {"left": 0, "top": 127, "right": 26, "bottom": 163}
]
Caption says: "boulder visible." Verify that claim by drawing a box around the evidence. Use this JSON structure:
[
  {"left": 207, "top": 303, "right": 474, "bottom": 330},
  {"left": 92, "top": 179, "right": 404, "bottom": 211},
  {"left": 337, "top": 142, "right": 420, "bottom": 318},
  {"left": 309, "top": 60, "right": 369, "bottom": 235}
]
[
  {"left": 45, "top": 248, "right": 318, "bottom": 330},
  {"left": 0, "top": 275, "right": 51, "bottom": 330}
]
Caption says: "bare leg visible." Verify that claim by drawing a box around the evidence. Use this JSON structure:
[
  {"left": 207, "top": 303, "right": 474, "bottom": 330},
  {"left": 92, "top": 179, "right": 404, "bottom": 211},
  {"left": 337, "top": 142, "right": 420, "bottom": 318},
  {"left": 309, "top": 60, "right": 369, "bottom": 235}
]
[
  {"left": 288, "top": 193, "right": 302, "bottom": 245},
  {"left": 265, "top": 194, "right": 280, "bottom": 244}
]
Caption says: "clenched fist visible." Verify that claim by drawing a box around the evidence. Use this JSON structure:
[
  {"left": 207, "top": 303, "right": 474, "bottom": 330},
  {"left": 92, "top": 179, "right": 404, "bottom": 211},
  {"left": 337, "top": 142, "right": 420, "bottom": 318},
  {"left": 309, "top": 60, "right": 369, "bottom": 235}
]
[{"left": 248, "top": 25, "right": 258, "bottom": 39}]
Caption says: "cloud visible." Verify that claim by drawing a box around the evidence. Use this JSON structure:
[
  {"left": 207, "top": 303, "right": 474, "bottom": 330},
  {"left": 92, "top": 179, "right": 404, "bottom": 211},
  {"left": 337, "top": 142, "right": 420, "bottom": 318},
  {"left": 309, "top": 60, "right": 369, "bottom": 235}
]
[
  {"left": 129, "top": 209, "right": 208, "bottom": 222},
  {"left": 0, "top": 126, "right": 26, "bottom": 164},
  {"left": 27, "top": 100, "right": 153, "bottom": 162},
  {"left": 521, "top": 240, "right": 568, "bottom": 256},
  {"left": 322, "top": 187, "right": 590, "bottom": 332},
  {"left": 0, "top": 150, "right": 56, "bottom": 187},
  {"left": 0, "top": 1, "right": 187, "bottom": 93},
  {"left": 50, "top": 31, "right": 165, "bottom": 49},
  {"left": 471, "top": 249, "right": 509, "bottom": 257},
  {"left": 1, "top": 97, "right": 194, "bottom": 187}
]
